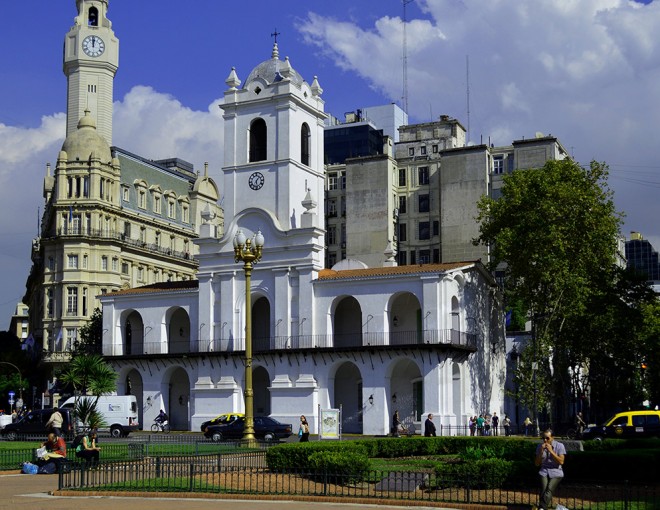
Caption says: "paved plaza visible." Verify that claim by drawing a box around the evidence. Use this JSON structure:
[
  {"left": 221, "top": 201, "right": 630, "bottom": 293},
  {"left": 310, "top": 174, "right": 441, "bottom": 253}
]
[{"left": 0, "top": 471, "right": 478, "bottom": 510}]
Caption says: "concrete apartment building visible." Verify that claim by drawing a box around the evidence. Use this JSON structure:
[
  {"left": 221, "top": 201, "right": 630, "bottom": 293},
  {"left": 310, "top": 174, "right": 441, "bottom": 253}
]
[{"left": 324, "top": 111, "right": 570, "bottom": 270}]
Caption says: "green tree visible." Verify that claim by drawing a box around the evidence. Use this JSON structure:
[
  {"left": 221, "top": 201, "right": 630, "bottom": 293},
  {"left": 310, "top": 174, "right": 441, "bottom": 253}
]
[
  {"left": 58, "top": 354, "right": 117, "bottom": 430},
  {"left": 475, "top": 159, "right": 622, "bottom": 420},
  {"left": 0, "top": 331, "right": 30, "bottom": 409},
  {"left": 75, "top": 308, "right": 103, "bottom": 354}
]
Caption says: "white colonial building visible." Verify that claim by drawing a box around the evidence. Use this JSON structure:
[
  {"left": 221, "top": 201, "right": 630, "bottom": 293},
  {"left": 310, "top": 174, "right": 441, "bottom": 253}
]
[{"left": 100, "top": 42, "right": 506, "bottom": 435}]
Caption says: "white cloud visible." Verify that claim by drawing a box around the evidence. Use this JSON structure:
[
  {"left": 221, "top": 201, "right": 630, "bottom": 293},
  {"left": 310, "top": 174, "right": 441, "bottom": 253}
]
[
  {"left": 0, "top": 86, "right": 224, "bottom": 327},
  {"left": 298, "top": 0, "right": 660, "bottom": 244},
  {"left": 113, "top": 86, "right": 224, "bottom": 171}
]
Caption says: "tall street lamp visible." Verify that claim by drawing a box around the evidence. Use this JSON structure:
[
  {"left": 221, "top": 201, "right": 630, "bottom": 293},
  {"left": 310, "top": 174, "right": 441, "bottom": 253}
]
[{"left": 233, "top": 229, "right": 264, "bottom": 443}]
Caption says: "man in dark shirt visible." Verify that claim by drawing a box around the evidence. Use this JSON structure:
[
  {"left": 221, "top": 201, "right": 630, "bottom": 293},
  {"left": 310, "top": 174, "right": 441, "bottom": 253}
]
[{"left": 424, "top": 413, "right": 437, "bottom": 436}]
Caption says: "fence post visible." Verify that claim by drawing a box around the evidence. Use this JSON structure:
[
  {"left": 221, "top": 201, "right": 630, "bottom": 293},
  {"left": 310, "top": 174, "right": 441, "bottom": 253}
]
[
  {"left": 155, "top": 456, "right": 161, "bottom": 478},
  {"left": 465, "top": 473, "right": 471, "bottom": 503},
  {"left": 623, "top": 479, "right": 630, "bottom": 510},
  {"left": 189, "top": 463, "right": 195, "bottom": 492},
  {"left": 323, "top": 469, "right": 328, "bottom": 496}
]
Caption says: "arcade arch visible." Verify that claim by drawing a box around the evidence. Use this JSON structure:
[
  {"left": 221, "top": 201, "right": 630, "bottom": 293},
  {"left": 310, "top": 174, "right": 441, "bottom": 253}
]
[
  {"left": 332, "top": 362, "right": 363, "bottom": 434},
  {"left": 166, "top": 307, "right": 190, "bottom": 354},
  {"left": 389, "top": 358, "right": 423, "bottom": 424},
  {"left": 389, "top": 292, "right": 421, "bottom": 345},
  {"left": 333, "top": 296, "right": 362, "bottom": 348}
]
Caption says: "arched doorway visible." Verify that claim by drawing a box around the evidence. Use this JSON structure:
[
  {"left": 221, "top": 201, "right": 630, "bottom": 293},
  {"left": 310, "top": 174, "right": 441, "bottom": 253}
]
[
  {"left": 252, "top": 296, "right": 271, "bottom": 352},
  {"left": 167, "top": 307, "right": 190, "bottom": 354},
  {"left": 333, "top": 362, "right": 363, "bottom": 433},
  {"left": 390, "top": 358, "right": 423, "bottom": 427},
  {"left": 389, "top": 292, "right": 422, "bottom": 345},
  {"left": 166, "top": 367, "right": 190, "bottom": 431},
  {"left": 123, "top": 311, "right": 144, "bottom": 355},
  {"left": 333, "top": 297, "right": 362, "bottom": 348},
  {"left": 452, "top": 362, "right": 462, "bottom": 426},
  {"left": 125, "top": 369, "right": 144, "bottom": 428},
  {"left": 253, "top": 366, "right": 271, "bottom": 416}
]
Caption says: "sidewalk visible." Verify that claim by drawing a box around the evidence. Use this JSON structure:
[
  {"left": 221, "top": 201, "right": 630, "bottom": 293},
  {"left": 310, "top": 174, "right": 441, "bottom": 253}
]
[{"left": 0, "top": 471, "right": 493, "bottom": 510}]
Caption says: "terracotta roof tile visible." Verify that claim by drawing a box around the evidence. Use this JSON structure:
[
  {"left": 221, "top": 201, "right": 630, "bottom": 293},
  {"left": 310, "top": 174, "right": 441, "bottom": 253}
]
[
  {"left": 103, "top": 280, "right": 198, "bottom": 296},
  {"left": 318, "top": 262, "right": 476, "bottom": 280}
]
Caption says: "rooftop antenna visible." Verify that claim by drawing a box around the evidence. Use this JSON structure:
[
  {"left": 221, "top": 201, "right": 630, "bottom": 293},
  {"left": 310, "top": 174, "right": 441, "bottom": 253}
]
[
  {"left": 402, "top": 0, "right": 414, "bottom": 115},
  {"left": 466, "top": 55, "right": 470, "bottom": 146}
]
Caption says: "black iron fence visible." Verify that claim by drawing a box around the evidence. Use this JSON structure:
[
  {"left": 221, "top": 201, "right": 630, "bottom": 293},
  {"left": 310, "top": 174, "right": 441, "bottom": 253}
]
[
  {"left": 103, "top": 328, "right": 478, "bottom": 356},
  {"left": 56, "top": 456, "right": 659, "bottom": 508},
  {"left": 0, "top": 437, "right": 275, "bottom": 471}
]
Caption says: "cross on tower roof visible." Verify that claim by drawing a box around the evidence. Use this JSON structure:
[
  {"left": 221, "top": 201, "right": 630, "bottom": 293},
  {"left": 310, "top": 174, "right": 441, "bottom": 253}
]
[{"left": 271, "top": 28, "right": 280, "bottom": 44}]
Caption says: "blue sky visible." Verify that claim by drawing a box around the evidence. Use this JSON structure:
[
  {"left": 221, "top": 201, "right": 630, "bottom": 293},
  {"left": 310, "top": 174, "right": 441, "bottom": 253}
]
[{"left": 1, "top": 0, "right": 659, "bottom": 328}]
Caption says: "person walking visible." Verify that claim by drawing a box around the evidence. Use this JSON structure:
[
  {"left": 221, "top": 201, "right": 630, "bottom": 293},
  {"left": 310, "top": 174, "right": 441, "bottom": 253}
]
[
  {"left": 424, "top": 413, "right": 437, "bottom": 437},
  {"left": 298, "top": 415, "right": 310, "bottom": 442},
  {"left": 392, "top": 410, "right": 402, "bottom": 437},
  {"left": 45, "top": 408, "right": 63, "bottom": 436},
  {"left": 491, "top": 412, "right": 499, "bottom": 436},
  {"left": 576, "top": 411, "right": 586, "bottom": 436},
  {"left": 503, "top": 414, "right": 511, "bottom": 436},
  {"left": 535, "top": 429, "right": 566, "bottom": 510},
  {"left": 469, "top": 416, "right": 476, "bottom": 436},
  {"left": 524, "top": 416, "right": 532, "bottom": 437}
]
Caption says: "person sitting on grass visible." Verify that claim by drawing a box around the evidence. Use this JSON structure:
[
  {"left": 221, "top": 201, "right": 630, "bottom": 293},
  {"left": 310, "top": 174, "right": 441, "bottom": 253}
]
[{"left": 75, "top": 430, "right": 101, "bottom": 466}]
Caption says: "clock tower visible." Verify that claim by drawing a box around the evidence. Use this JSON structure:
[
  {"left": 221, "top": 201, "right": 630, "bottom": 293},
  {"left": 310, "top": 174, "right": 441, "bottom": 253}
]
[
  {"left": 220, "top": 43, "right": 326, "bottom": 231},
  {"left": 63, "top": 0, "right": 119, "bottom": 144}
]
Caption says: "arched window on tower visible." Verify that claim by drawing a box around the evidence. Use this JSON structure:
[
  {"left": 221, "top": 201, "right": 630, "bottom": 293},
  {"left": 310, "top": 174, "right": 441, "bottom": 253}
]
[
  {"left": 249, "top": 118, "right": 267, "bottom": 162},
  {"left": 88, "top": 7, "right": 99, "bottom": 26},
  {"left": 301, "top": 123, "right": 311, "bottom": 166}
]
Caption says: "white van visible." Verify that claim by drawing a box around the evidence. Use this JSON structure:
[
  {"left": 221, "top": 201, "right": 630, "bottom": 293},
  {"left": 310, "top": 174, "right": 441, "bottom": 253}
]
[{"left": 60, "top": 395, "right": 139, "bottom": 437}]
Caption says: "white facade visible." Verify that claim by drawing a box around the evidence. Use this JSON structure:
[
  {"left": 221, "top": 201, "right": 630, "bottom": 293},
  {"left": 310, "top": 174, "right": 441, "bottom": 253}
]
[{"left": 100, "top": 43, "right": 506, "bottom": 435}]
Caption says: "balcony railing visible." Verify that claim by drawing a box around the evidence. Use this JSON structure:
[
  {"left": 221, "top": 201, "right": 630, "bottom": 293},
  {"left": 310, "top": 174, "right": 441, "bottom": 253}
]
[
  {"left": 43, "top": 227, "right": 195, "bottom": 262},
  {"left": 103, "top": 329, "right": 477, "bottom": 357}
]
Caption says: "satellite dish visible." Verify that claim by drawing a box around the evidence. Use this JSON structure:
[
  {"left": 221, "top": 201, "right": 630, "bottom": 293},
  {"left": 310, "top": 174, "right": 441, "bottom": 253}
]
[{"left": 535, "top": 132, "right": 544, "bottom": 139}]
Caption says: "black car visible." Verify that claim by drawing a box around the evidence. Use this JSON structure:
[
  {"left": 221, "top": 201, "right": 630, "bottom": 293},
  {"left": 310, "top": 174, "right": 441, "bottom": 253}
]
[
  {"left": 1, "top": 408, "right": 74, "bottom": 440},
  {"left": 203, "top": 416, "right": 292, "bottom": 442}
]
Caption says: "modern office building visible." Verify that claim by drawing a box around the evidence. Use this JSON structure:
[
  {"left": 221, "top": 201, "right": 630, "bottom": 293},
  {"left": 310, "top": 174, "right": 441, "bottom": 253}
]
[
  {"left": 324, "top": 114, "right": 570, "bottom": 269},
  {"left": 626, "top": 232, "right": 660, "bottom": 292}
]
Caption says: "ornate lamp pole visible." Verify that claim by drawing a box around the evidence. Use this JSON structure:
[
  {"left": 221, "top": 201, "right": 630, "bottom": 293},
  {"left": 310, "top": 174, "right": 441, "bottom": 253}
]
[{"left": 233, "top": 229, "right": 264, "bottom": 443}]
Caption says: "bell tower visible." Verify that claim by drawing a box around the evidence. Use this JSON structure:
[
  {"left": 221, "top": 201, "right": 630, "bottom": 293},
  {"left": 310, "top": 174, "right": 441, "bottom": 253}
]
[
  {"left": 220, "top": 43, "right": 326, "bottom": 231},
  {"left": 63, "top": 0, "right": 119, "bottom": 144}
]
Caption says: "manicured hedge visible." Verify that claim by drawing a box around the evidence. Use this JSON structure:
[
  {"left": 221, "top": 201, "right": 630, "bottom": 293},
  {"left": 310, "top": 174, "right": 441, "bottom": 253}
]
[
  {"left": 434, "top": 458, "right": 514, "bottom": 489},
  {"left": 265, "top": 441, "right": 370, "bottom": 472},
  {"left": 266, "top": 437, "right": 660, "bottom": 487}
]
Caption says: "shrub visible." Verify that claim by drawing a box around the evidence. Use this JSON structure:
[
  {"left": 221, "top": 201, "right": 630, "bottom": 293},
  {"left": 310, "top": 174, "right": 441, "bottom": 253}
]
[
  {"left": 434, "top": 458, "right": 513, "bottom": 489},
  {"left": 307, "top": 450, "right": 371, "bottom": 483},
  {"left": 265, "top": 442, "right": 369, "bottom": 472},
  {"left": 460, "top": 445, "right": 505, "bottom": 461}
]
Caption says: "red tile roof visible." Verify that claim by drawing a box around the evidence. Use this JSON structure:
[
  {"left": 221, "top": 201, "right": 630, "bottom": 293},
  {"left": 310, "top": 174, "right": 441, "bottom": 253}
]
[
  {"left": 102, "top": 280, "right": 199, "bottom": 297},
  {"left": 318, "top": 262, "right": 477, "bottom": 280}
]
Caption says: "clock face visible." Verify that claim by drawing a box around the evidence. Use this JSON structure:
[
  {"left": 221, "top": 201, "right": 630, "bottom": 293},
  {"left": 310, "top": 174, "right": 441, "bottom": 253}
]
[
  {"left": 82, "top": 35, "right": 105, "bottom": 57},
  {"left": 248, "top": 172, "right": 265, "bottom": 190}
]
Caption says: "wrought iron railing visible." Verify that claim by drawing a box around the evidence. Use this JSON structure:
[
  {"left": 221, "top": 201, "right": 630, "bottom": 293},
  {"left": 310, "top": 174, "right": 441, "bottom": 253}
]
[
  {"left": 41, "top": 227, "right": 196, "bottom": 262},
  {"left": 102, "top": 329, "right": 477, "bottom": 357},
  {"left": 56, "top": 459, "right": 659, "bottom": 508}
]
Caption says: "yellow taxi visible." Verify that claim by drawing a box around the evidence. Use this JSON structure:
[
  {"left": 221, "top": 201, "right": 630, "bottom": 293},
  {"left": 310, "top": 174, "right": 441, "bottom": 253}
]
[
  {"left": 582, "top": 410, "right": 660, "bottom": 440},
  {"left": 200, "top": 413, "right": 244, "bottom": 432}
]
